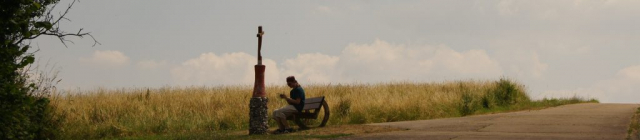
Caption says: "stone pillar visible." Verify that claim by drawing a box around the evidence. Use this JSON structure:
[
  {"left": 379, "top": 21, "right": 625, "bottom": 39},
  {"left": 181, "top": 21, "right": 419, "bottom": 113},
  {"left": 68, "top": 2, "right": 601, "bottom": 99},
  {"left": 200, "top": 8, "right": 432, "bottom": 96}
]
[{"left": 249, "top": 97, "right": 268, "bottom": 134}]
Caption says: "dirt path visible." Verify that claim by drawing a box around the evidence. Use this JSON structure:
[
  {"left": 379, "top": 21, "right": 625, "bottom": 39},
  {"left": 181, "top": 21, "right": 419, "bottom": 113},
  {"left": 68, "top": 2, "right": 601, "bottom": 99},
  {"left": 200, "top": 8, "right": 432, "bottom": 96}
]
[{"left": 337, "top": 103, "right": 639, "bottom": 140}]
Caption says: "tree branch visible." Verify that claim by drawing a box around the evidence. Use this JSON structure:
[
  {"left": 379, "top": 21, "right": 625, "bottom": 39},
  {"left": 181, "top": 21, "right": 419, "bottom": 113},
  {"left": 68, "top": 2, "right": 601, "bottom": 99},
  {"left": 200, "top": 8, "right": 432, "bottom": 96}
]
[
  {"left": 16, "top": 0, "right": 100, "bottom": 47},
  {"left": 52, "top": 0, "right": 76, "bottom": 26}
]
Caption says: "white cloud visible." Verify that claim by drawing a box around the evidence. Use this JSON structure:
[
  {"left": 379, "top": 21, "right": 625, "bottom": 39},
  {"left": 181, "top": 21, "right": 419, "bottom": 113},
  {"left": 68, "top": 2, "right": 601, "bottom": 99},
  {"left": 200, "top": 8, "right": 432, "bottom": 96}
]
[
  {"left": 137, "top": 60, "right": 167, "bottom": 69},
  {"left": 337, "top": 39, "right": 503, "bottom": 82},
  {"left": 430, "top": 47, "right": 504, "bottom": 76},
  {"left": 493, "top": 46, "right": 548, "bottom": 79},
  {"left": 281, "top": 53, "right": 339, "bottom": 83},
  {"left": 316, "top": 5, "right": 332, "bottom": 13},
  {"left": 282, "top": 39, "right": 503, "bottom": 83},
  {"left": 79, "top": 50, "right": 130, "bottom": 67},
  {"left": 170, "top": 40, "right": 507, "bottom": 86},
  {"left": 170, "top": 52, "right": 279, "bottom": 85},
  {"left": 530, "top": 52, "right": 548, "bottom": 78},
  {"left": 493, "top": 0, "right": 618, "bottom": 20},
  {"left": 497, "top": 0, "right": 519, "bottom": 16},
  {"left": 617, "top": 65, "right": 640, "bottom": 80},
  {"left": 540, "top": 65, "right": 640, "bottom": 103}
]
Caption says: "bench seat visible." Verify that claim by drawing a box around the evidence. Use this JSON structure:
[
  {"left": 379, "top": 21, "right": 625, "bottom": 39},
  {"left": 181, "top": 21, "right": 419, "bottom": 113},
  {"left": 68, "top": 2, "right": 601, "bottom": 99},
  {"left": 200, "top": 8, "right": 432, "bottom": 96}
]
[{"left": 287, "top": 96, "right": 325, "bottom": 120}]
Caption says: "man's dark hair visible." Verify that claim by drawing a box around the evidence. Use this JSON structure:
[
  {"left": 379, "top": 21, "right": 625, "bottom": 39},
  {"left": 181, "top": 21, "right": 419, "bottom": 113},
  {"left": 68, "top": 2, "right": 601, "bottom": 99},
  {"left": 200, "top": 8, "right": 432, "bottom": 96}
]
[{"left": 286, "top": 76, "right": 297, "bottom": 83}]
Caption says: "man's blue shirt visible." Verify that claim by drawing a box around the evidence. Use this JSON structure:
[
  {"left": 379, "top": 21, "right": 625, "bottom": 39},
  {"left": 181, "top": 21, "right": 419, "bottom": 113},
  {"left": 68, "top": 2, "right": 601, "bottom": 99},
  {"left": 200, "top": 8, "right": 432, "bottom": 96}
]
[{"left": 290, "top": 86, "right": 305, "bottom": 112}]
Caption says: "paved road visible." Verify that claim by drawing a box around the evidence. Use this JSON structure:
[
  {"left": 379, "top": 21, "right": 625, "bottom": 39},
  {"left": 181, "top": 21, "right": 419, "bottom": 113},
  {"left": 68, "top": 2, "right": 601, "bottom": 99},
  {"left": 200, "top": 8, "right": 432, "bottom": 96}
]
[{"left": 338, "top": 103, "right": 639, "bottom": 140}]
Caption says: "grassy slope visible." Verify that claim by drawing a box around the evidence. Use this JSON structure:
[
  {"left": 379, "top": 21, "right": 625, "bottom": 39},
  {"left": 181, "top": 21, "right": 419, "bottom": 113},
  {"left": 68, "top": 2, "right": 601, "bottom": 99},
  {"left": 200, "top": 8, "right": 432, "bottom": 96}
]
[
  {"left": 50, "top": 79, "right": 597, "bottom": 139},
  {"left": 628, "top": 107, "right": 640, "bottom": 140}
]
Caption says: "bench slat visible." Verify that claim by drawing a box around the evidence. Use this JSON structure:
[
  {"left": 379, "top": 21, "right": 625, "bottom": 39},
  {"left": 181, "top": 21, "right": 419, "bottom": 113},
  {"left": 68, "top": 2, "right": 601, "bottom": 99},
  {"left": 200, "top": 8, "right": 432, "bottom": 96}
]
[
  {"left": 303, "top": 103, "right": 322, "bottom": 110},
  {"left": 305, "top": 97, "right": 324, "bottom": 104}
]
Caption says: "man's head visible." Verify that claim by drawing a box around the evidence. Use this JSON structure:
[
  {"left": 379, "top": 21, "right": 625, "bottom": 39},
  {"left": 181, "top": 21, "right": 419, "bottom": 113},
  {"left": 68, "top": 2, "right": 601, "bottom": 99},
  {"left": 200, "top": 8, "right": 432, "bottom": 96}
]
[{"left": 286, "top": 76, "right": 298, "bottom": 88}]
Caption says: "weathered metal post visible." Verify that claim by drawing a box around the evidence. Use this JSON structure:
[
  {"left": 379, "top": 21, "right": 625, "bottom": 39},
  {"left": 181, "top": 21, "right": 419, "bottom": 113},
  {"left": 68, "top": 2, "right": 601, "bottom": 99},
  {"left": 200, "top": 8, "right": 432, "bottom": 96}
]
[{"left": 249, "top": 26, "right": 268, "bottom": 134}]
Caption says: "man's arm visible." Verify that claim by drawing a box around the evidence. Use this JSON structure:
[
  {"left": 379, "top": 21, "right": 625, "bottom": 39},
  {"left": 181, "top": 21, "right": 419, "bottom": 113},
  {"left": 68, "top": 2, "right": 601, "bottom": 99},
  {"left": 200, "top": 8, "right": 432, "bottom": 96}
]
[
  {"left": 285, "top": 97, "right": 301, "bottom": 105},
  {"left": 279, "top": 94, "right": 301, "bottom": 105}
]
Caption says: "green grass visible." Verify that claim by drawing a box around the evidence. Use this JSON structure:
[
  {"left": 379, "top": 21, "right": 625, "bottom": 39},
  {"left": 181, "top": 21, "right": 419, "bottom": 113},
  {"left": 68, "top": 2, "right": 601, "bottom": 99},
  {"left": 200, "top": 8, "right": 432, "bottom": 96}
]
[
  {"left": 628, "top": 107, "right": 640, "bottom": 140},
  {"left": 475, "top": 96, "right": 599, "bottom": 115}
]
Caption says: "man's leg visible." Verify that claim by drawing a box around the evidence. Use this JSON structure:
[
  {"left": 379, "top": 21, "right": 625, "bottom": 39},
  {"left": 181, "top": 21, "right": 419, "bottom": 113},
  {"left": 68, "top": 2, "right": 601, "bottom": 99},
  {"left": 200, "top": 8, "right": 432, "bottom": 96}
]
[
  {"left": 279, "top": 105, "right": 299, "bottom": 130},
  {"left": 273, "top": 107, "right": 286, "bottom": 130},
  {"left": 275, "top": 118, "right": 284, "bottom": 130},
  {"left": 281, "top": 117, "right": 290, "bottom": 129}
]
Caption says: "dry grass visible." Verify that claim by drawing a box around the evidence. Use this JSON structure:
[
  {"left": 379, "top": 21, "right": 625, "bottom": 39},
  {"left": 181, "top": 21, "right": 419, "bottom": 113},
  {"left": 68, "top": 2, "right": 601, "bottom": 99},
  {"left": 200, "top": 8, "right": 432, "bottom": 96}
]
[{"left": 50, "top": 79, "right": 592, "bottom": 139}]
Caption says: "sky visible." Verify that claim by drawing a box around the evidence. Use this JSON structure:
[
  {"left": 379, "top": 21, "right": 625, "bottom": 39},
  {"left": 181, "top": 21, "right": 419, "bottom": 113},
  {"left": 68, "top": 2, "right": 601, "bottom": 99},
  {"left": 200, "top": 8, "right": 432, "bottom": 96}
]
[{"left": 31, "top": 0, "right": 640, "bottom": 103}]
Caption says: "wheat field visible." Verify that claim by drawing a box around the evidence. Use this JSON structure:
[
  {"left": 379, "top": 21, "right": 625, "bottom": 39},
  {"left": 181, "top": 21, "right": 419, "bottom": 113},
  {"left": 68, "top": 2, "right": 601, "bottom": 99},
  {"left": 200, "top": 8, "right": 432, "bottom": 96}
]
[{"left": 49, "top": 79, "right": 592, "bottom": 139}]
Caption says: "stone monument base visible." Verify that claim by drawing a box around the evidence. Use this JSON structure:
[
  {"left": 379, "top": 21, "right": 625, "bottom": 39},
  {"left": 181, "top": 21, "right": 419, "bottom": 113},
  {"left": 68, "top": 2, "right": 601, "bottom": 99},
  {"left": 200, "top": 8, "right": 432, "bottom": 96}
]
[{"left": 249, "top": 97, "right": 268, "bottom": 134}]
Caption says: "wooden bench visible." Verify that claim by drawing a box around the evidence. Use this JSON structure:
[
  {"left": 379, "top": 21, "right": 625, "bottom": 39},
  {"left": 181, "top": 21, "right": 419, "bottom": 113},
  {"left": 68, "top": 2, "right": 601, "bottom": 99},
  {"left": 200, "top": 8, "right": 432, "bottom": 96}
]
[{"left": 286, "top": 96, "right": 330, "bottom": 129}]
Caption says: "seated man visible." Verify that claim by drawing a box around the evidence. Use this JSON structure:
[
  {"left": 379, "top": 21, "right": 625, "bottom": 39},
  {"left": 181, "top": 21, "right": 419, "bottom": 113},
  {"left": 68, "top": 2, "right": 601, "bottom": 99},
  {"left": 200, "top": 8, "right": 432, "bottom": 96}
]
[{"left": 272, "top": 76, "right": 305, "bottom": 134}]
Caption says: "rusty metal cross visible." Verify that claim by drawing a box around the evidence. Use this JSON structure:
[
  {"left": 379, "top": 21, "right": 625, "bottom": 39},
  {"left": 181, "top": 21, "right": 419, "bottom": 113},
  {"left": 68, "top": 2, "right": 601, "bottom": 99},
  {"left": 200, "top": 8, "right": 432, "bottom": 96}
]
[{"left": 256, "top": 26, "right": 264, "bottom": 65}]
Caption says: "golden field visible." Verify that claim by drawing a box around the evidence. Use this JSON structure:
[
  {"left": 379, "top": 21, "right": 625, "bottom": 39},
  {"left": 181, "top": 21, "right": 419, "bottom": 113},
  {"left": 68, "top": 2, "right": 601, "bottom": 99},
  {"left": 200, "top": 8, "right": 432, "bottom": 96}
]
[{"left": 49, "top": 79, "right": 595, "bottom": 139}]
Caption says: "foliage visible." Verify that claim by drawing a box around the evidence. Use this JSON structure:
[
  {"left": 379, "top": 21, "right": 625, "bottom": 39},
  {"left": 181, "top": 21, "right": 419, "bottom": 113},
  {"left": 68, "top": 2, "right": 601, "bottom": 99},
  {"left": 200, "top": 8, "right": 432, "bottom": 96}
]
[
  {"left": 1, "top": 0, "right": 94, "bottom": 139},
  {"left": 335, "top": 99, "right": 351, "bottom": 117},
  {"left": 459, "top": 93, "right": 474, "bottom": 116},
  {"left": 491, "top": 78, "right": 529, "bottom": 106},
  {"left": 627, "top": 107, "right": 640, "bottom": 140}
]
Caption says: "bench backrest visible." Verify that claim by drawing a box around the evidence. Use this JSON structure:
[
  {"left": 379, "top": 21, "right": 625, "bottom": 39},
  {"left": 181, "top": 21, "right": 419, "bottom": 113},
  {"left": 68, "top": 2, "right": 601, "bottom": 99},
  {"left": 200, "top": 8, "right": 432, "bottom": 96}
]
[{"left": 303, "top": 96, "right": 325, "bottom": 110}]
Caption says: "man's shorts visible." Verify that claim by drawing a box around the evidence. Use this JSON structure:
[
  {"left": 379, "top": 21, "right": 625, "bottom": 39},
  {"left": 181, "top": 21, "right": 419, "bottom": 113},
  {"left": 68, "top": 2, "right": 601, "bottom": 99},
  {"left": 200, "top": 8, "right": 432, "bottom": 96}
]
[{"left": 273, "top": 105, "right": 298, "bottom": 120}]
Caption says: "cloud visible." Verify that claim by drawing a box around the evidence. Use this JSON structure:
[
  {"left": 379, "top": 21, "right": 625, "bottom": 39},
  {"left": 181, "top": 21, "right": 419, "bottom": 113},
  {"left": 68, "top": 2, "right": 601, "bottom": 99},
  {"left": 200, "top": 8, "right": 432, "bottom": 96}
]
[
  {"left": 171, "top": 39, "right": 507, "bottom": 86},
  {"left": 316, "top": 5, "right": 332, "bottom": 13},
  {"left": 497, "top": 0, "right": 519, "bottom": 16},
  {"left": 170, "top": 52, "right": 279, "bottom": 85},
  {"left": 137, "top": 60, "right": 167, "bottom": 69},
  {"left": 429, "top": 47, "right": 504, "bottom": 76},
  {"left": 282, "top": 39, "right": 503, "bottom": 83},
  {"left": 540, "top": 65, "right": 640, "bottom": 103},
  {"left": 492, "top": 46, "right": 549, "bottom": 79},
  {"left": 170, "top": 39, "right": 583, "bottom": 92},
  {"left": 617, "top": 65, "right": 640, "bottom": 80},
  {"left": 79, "top": 50, "right": 130, "bottom": 67},
  {"left": 599, "top": 65, "right": 640, "bottom": 102},
  {"left": 338, "top": 39, "right": 503, "bottom": 82},
  {"left": 281, "top": 53, "right": 339, "bottom": 83}
]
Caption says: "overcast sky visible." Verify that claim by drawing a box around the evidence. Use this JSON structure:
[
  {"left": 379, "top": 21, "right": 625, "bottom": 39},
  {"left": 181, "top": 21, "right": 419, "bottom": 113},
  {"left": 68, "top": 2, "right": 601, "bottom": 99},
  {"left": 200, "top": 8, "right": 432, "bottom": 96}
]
[{"left": 32, "top": 0, "right": 640, "bottom": 103}]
